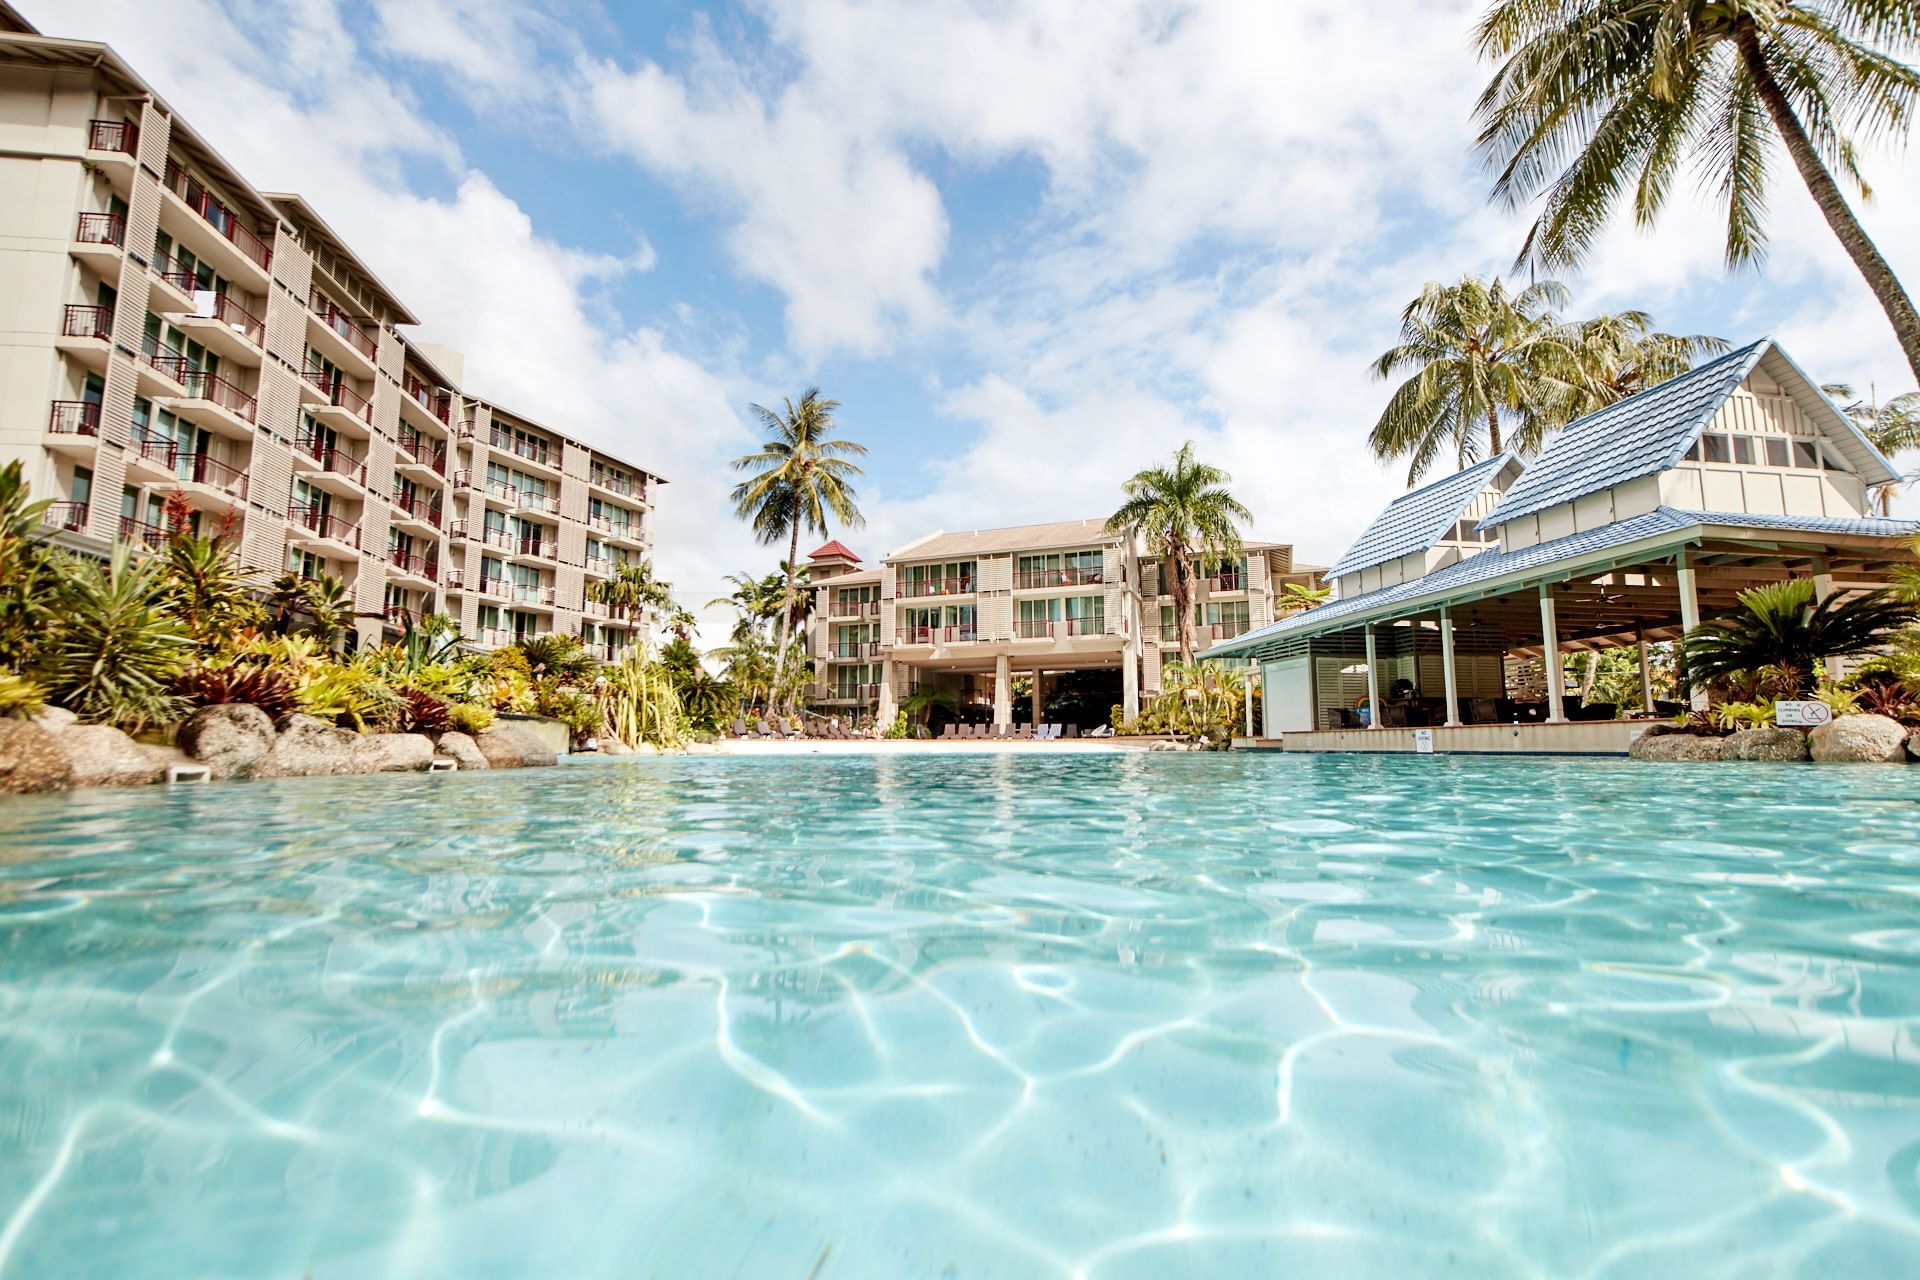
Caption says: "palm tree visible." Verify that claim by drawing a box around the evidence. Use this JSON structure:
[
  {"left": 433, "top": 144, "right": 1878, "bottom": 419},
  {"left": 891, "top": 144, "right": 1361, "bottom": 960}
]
[
  {"left": 1369, "top": 276, "right": 1579, "bottom": 483},
  {"left": 709, "top": 570, "right": 789, "bottom": 643},
  {"left": 1681, "top": 578, "right": 1913, "bottom": 697},
  {"left": 730, "top": 388, "right": 865, "bottom": 698},
  {"left": 1475, "top": 1, "right": 1920, "bottom": 384},
  {"left": 586, "top": 560, "right": 679, "bottom": 652},
  {"left": 1277, "top": 581, "right": 1332, "bottom": 613},
  {"left": 1824, "top": 383, "right": 1920, "bottom": 513},
  {"left": 1107, "top": 442, "right": 1252, "bottom": 665},
  {"left": 1558, "top": 313, "right": 1730, "bottom": 420}
]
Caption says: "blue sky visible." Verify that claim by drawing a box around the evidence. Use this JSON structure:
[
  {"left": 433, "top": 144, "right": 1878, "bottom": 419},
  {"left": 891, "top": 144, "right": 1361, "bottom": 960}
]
[{"left": 36, "top": 0, "right": 1920, "bottom": 639}]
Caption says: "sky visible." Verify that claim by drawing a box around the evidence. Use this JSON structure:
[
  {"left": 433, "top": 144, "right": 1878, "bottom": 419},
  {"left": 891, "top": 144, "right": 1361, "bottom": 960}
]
[{"left": 31, "top": 0, "right": 1920, "bottom": 642}]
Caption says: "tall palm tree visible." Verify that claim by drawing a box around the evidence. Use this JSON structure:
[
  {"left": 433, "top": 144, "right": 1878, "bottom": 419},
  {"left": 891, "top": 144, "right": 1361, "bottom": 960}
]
[
  {"left": 709, "top": 570, "right": 789, "bottom": 643},
  {"left": 1825, "top": 383, "right": 1920, "bottom": 513},
  {"left": 1558, "top": 313, "right": 1730, "bottom": 420},
  {"left": 586, "top": 560, "right": 679, "bottom": 652},
  {"left": 1107, "top": 442, "right": 1252, "bottom": 666},
  {"left": 1475, "top": 1, "right": 1920, "bottom": 384},
  {"left": 1369, "top": 276, "right": 1579, "bottom": 483},
  {"left": 730, "top": 389, "right": 865, "bottom": 696}
]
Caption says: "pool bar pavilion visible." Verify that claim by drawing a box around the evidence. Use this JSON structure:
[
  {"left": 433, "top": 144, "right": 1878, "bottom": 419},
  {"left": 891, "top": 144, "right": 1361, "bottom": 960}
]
[{"left": 1205, "top": 339, "right": 1919, "bottom": 754}]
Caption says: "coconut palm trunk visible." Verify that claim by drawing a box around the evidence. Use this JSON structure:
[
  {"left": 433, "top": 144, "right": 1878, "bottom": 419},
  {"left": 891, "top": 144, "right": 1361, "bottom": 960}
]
[
  {"left": 1171, "top": 544, "right": 1197, "bottom": 666},
  {"left": 1734, "top": 21, "right": 1920, "bottom": 385},
  {"left": 772, "top": 521, "right": 800, "bottom": 708}
]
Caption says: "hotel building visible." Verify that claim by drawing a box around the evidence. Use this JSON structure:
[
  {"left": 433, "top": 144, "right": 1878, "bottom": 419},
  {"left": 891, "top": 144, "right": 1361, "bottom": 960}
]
[
  {"left": 0, "top": 6, "right": 662, "bottom": 655},
  {"left": 803, "top": 520, "right": 1323, "bottom": 728}
]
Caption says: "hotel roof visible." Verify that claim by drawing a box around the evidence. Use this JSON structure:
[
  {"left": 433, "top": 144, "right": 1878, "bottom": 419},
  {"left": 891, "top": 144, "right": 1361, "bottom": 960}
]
[{"left": 1323, "top": 453, "right": 1517, "bottom": 579}]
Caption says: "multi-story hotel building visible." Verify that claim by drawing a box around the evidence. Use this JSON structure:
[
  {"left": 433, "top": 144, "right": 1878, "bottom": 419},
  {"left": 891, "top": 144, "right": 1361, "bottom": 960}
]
[
  {"left": 803, "top": 519, "right": 1323, "bottom": 727},
  {"left": 0, "top": 7, "right": 662, "bottom": 655}
]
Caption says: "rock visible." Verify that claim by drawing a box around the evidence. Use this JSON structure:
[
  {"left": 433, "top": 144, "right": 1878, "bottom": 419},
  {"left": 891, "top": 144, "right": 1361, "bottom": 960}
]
[
  {"left": 255, "top": 714, "right": 369, "bottom": 778},
  {"left": 357, "top": 733, "right": 434, "bottom": 773},
  {"left": 32, "top": 705, "right": 77, "bottom": 732},
  {"left": 474, "top": 725, "right": 557, "bottom": 769},
  {"left": 1721, "top": 727, "right": 1810, "bottom": 763},
  {"left": 598, "top": 736, "right": 633, "bottom": 755},
  {"left": 178, "top": 704, "right": 277, "bottom": 779},
  {"left": 1910, "top": 732, "right": 1920, "bottom": 762},
  {"left": 60, "top": 724, "right": 167, "bottom": 787},
  {"left": 136, "top": 744, "right": 195, "bottom": 777},
  {"left": 1628, "top": 732, "right": 1727, "bottom": 762},
  {"left": 434, "top": 731, "right": 488, "bottom": 771},
  {"left": 0, "top": 719, "right": 73, "bottom": 793},
  {"left": 1808, "top": 714, "right": 1910, "bottom": 764}
]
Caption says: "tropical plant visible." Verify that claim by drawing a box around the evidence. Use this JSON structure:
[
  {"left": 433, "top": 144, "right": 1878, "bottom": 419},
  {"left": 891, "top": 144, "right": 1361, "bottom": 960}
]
[
  {"left": 1814, "top": 679, "right": 1863, "bottom": 716},
  {"left": 1369, "top": 276, "right": 1580, "bottom": 481},
  {"left": 882, "top": 709, "right": 910, "bottom": 740},
  {"left": 395, "top": 688, "right": 452, "bottom": 734},
  {"left": 37, "top": 546, "right": 191, "bottom": 731},
  {"left": 1276, "top": 581, "right": 1332, "bottom": 612},
  {"left": 1152, "top": 660, "right": 1249, "bottom": 739},
  {"left": 1107, "top": 442, "right": 1252, "bottom": 665},
  {"left": 730, "top": 388, "right": 866, "bottom": 699},
  {"left": 0, "top": 460, "right": 54, "bottom": 672},
  {"left": 900, "top": 686, "right": 959, "bottom": 731},
  {"left": 1709, "top": 700, "right": 1776, "bottom": 731},
  {"left": 172, "top": 662, "right": 298, "bottom": 720},
  {"left": 1824, "top": 385, "right": 1920, "bottom": 513},
  {"left": 710, "top": 569, "right": 789, "bottom": 642},
  {"left": 586, "top": 560, "right": 679, "bottom": 642},
  {"left": 269, "top": 571, "right": 353, "bottom": 644},
  {"left": 513, "top": 634, "right": 597, "bottom": 683},
  {"left": 1557, "top": 313, "right": 1730, "bottom": 421},
  {"left": 1682, "top": 578, "right": 1914, "bottom": 697},
  {"left": 1475, "top": 0, "right": 1920, "bottom": 384},
  {"left": 446, "top": 702, "right": 495, "bottom": 736},
  {"left": 598, "top": 650, "right": 685, "bottom": 748},
  {"left": 293, "top": 662, "right": 405, "bottom": 731},
  {"left": 0, "top": 671, "right": 46, "bottom": 719},
  {"left": 159, "top": 533, "right": 263, "bottom": 647}
]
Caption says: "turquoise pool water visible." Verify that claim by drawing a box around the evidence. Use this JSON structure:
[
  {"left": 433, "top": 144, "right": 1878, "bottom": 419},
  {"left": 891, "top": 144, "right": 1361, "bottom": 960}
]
[{"left": 2, "top": 753, "right": 1918, "bottom": 1277}]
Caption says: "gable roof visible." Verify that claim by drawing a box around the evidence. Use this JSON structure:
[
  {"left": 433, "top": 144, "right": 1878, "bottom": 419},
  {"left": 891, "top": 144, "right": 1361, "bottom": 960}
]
[
  {"left": 1479, "top": 338, "right": 1902, "bottom": 531},
  {"left": 807, "top": 539, "right": 861, "bottom": 563},
  {"left": 1324, "top": 453, "right": 1518, "bottom": 579},
  {"left": 890, "top": 518, "right": 1120, "bottom": 561}
]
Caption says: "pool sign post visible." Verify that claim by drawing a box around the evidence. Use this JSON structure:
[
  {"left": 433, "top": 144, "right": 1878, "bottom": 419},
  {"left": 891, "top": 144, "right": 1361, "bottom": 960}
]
[{"left": 1774, "top": 701, "right": 1830, "bottom": 728}]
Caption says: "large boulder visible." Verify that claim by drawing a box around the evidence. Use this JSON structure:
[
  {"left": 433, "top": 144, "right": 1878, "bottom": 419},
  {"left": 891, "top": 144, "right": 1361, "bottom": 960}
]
[
  {"left": 178, "top": 704, "right": 277, "bottom": 779},
  {"left": 1808, "top": 714, "right": 1910, "bottom": 764},
  {"left": 1628, "top": 732, "right": 1727, "bottom": 762},
  {"left": 0, "top": 719, "right": 73, "bottom": 793},
  {"left": 1910, "top": 732, "right": 1920, "bottom": 762},
  {"left": 474, "top": 724, "right": 557, "bottom": 769},
  {"left": 60, "top": 724, "right": 167, "bottom": 787},
  {"left": 1722, "top": 727, "right": 1811, "bottom": 763},
  {"left": 433, "top": 731, "right": 488, "bottom": 771},
  {"left": 357, "top": 733, "right": 434, "bottom": 773},
  {"left": 256, "top": 714, "right": 368, "bottom": 778},
  {"left": 32, "top": 705, "right": 77, "bottom": 733}
]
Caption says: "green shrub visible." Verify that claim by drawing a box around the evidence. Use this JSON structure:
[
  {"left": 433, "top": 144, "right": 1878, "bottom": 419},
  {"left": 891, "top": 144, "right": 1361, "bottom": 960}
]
[
  {"left": 1708, "top": 700, "right": 1775, "bottom": 732},
  {"left": 295, "top": 664, "right": 403, "bottom": 731},
  {"left": 38, "top": 546, "right": 190, "bottom": 732},
  {"left": 883, "top": 710, "right": 909, "bottom": 739},
  {"left": 0, "top": 671, "right": 46, "bottom": 719},
  {"left": 446, "top": 702, "right": 495, "bottom": 736}
]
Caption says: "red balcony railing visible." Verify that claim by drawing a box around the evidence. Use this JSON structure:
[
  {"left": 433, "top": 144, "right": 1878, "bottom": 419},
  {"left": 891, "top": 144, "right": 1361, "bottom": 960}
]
[
  {"left": 174, "top": 451, "right": 248, "bottom": 499},
  {"left": 142, "top": 344, "right": 189, "bottom": 384},
  {"left": 87, "top": 119, "right": 139, "bottom": 155},
  {"left": 456, "top": 419, "right": 477, "bottom": 440},
  {"left": 402, "top": 374, "right": 452, "bottom": 422},
  {"left": 42, "top": 501, "right": 88, "bottom": 532},
  {"left": 489, "top": 426, "right": 553, "bottom": 468},
  {"left": 1158, "top": 622, "right": 1246, "bottom": 643},
  {"left": 303, "top": 369, "right": 373, "bottom": 423},
  {"left": 444, "top": 570, "right": 467, "bottom": 591},
  {"left": 135, "top": 436, "right": 177, "bottom": 468},
  {"left": 901, "top": 576, "right": 974, "bottom": 598},
  {"left": 389, "top": 490, "right": 442, "bottom": 528},
  {"left": 118, "top": 516, "right": 170, "bottom": 549},
  {"left": 74, "top": 212, "right": 125, "bottom": 248},
  {"left": 387, "top": 547, "right": 439, "bottom": 583},
  {"left": 831, "top": 641, "right": 882, "bottom": 659},
  {"left": 48, "top": 401, "right": 101, "bottom": 436},
  {"left": 162, "top": 160, "right": 272, "bottom": 271},
  {"left": 152, "top": 255, "right": 198, "bottom": 297},
  {"left": 829, "top": 599, "right": 879, "bottom": 618},
  {"left": 1014, "top": 565, "right": 1103, "bottom": 589},
  {"left": 309, "top": 291, "right": 377, "bottom": 360},
  {"left": 451, "top": 470, "right": 475, "bottom": 489},
  {"left": 288, "top": 503, "right": 361, "bottom": 549},
  {"left": 196, "top": 293, "right": 265, "bottom": 347},
  {"left": 62, "top": 304, "right": 113, "bottom": 340},
  {"left": 294, "top": 434, "right": 367, "bottom": 486},
  {"left": 589, "top": 468, "right": 636, "bottom": 497},
  {"left": 896, "top": 624, "right": 977, "bottom": 644},
  {"left": 515, "top": 535, "right": 556, "bottom": 562},
  {"left": 447, "top": 519, "right": 470, "bottom": 540},
  {"left": 397, "top": 427, "right": 448, "bottom": 475},
  {"left": 179, "top": 370, "right": 258, "bottom": 424},
  {"left": 1016, "top": 617, "right": 1106, "bottom": 639}
]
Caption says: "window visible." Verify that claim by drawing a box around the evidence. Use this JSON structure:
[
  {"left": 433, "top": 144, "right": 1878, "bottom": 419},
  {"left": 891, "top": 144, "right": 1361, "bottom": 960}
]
[
  {"left": 1764, "top": 437, "right": 1789, "bottom": 467},
  {"left": 71, "top": 465, "right": 93, "bottom": 506},
  {"left": 1701, "top": 434, "right": 1731, "bottom": 463},
  {"left": 1731, "top": 435, "right": 1755, "bottom": 465},
  {"left": 1063, "top": 595, "right": 1104, "bottom": 633},
  {"left": 1793, "top": 440, "right": 1822, "bottom": 469},
  {"left": 903, "top": 561, "right": 975, "bottom": 595},
  {"left": 1205, "top": 600, "right": 1249, "bottom": 637}
]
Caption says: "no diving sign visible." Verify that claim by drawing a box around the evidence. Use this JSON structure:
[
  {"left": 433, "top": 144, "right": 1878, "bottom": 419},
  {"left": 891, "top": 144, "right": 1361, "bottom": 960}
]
[{"left": 1775, "top": 701, "right": 1831, "bottom": 728}]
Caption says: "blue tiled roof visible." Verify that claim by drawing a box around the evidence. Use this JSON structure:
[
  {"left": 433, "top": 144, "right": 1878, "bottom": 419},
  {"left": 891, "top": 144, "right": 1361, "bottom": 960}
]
[
  {"left": 1203, "top": 506, "right": 1917, "bottom": 658},
  {"left": 1479, "top": 340, "right": 1769, "bottom": 530},
  {"left": 1323, "top": 453, "right": 1515, "bottom": 579}
]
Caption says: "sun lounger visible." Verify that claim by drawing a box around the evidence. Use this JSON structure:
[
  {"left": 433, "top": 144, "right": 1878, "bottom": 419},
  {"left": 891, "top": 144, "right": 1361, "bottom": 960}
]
[
  {"left": 731, "top": 716, "right": 750, "bottom": 738},
  {"left": 940, "top": 723, "right": 957, "bottom": 739},
  {"left": 1064, "top": 724, "right": 1079, "bottom": 738}
]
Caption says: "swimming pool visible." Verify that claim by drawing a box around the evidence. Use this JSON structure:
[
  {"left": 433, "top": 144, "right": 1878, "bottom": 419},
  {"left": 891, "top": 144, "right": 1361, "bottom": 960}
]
[{"left": 2, "top": 753, "right": 1917, "bottom": 1277}]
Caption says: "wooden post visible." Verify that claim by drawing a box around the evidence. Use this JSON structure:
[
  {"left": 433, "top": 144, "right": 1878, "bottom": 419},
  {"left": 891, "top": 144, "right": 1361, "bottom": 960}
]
[
  {"left": 1676, "top": 549, "right": 1706, "bottom": 712},
  {"left": 1363, "top": 623, "right": 1382, "bottom": 729},
  {"left": 1539, "top": 586, "right": 1566, "bottom": 724},
  {"left": 1637, "top": 628, "right": 1655, "bottom": 714},
  {"left": 1439, "top": 607, "right": 1461, "bottom": 727}
]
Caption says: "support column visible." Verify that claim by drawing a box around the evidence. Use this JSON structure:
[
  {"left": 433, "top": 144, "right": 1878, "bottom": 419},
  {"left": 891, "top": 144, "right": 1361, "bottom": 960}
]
[
  {"left": 993, "top": 653, "right": 1012, "bottom": 728},
  {"left": 1122, "top": 644, "right": 1139, "bottom": 721},
  {"left": 1676, "top": 549, "right": 1706, "bottom": 712},
  {"left": 1812, "top": 558, "right": 1845, "bottom": 682},
  {"left": 1244, "top": 663, "right": 1257, "bottom": 738},
  {"left": 1363, "top": 623, "right": 1382, "bottom": 728},
  {"left": 1031, "top": 670, "right": 1045, "bottom": 728},
  {"left": 1636, "top": 628, "right": 1655, "bottom": 714},
  {"left": 1439, "top": 607, "right": 1461, "bottom": 727},
  {"left": 877, "top": 660, "right": 898, "bottom": 726},
  {"left": 1539, "top": 587, "right": 1566, "bottom": 724}
]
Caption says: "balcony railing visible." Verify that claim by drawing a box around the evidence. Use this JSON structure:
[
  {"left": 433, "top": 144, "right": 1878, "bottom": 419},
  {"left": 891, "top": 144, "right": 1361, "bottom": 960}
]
[
  {"left": 397, "top": 428, "right": 449, "bottom": 475},
  {"left": 589, "top": 468, "right": 636, "bottom": 497},
  {"left": 897, "top": 624, "right": 977, "bottom": 644},
  {"left": 387, "top": 547, "right": 439, "bottom": 583},
  {"left": 303, "top": 369, "right": 374, "bottom": 423},
  {"left": 832, "top": 641, "right": 882, "bottom": 659},
  {"left": 288, "top": 504, "right": 361, "bottom": 549},
  {"left": 74, "top": 212, "right": 125, "bottom": 248},
  {"left": 514, "top": 535, "right": 557, "bottom": 562},
  {"left": 900, "top": 576, "right": 974, "bottom": 598},
  {"left": 174, "top": 451, "right": 248, "bottom": 499},
  {"left": 134, "top": 435, "right": 177, "bottom": 468},
  {"left": 1016, "top": 617, "right": 1106, "bottom": 639},
  {"left": 42, "top": 501, "right": 88, "bottom": 532},
  {"left": 829, "top": 599, "right": 879, "bottom": 618},
  {"left": 456, "top": 419, "right": 477, "bottom": 440},
  {"left": 87, "top": 119, "right": 139, "bottom": 155},
  {"left": 162, "top": 160, "right": 272, "bottom": 271},
  {"left": 402, "top": 374, "right": 452, "bottom": 422},
  {"left": 444, "top": 570, "right": 467, "bottom": 591},
  {"left": 294, "top": 435, "right": 367, "bottom": 487},
  {"left": 479, "top": 575, "right": 511, "bottom": 599},
  {"left": 489, "top": 427, "right": 553, "bottom": 468},
  {"left": 476, "top": 627, "right": 513, "bottom": 648},
  {"left": 48, "top": 401, "right": 101, "bottom": 436},
  {"left": 1014, "top": 566, "right": 1103, "bottom": 589},
  {"left": 179, "top": 370, "right": 258, "bottom": 424},
  {"left": 142, "top": 344, "right": 189, "bottom": 384},
  {"left": 195, "top": 293, "right": 265, "bottom": 347},
  {"left": 309, "top": 291, "right": 378, "bottom": 360},
  {"left": 1158, "top": 622, "right": 1248, "bottom": 643},
  {"left": 389, "top": 490, "right": 442, "bottom": 528},
  {"left": 152, "top": 255, "right": 198, "bottom": 297},
  {"left": 62, "top": 304, "right": 113, "bottom": 340},
  {"left": 511, "top": 584, "right": 556, "bottom": 607},
  {"left": 118, "top": 516, "right": 170, "bottom": 549},
  {"left": 1206, "top": 572, "right": 1246, "bottom": 593},
  {"left": 583, "top": 556, "right": 611, "bottom": 576},
  {"left": 474, "top": 526, "right": 514, "bottom": 552}
]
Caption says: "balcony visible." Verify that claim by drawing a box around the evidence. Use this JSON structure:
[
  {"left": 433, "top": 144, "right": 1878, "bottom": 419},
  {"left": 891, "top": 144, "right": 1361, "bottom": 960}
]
[
  {"left": 475, "top": 627, "right": 513, "bottom": 648},
  {"left": 174, "top": 292, "right": 265, "bottom": 364},
  {"left": 444, "top": 569, "right": 467, "bottom": 591},
  {"left": 42, "top": 501, "right": 88, "bottom": 534},
  {"left": 287, "top": 504, "right": 361, "bottom": 552},
  {"left": 300, "top": 369, "right": 375, "bottom": 433},
  {"left": 829, "top": 599, "right": 879, "bottom": 619},
  {"left": 56, "top": 305, "right": 114, "bottom": 374},
  {"left": 511, "top": 535, "right": 558, "bottom": 564},
  {"left": 1157, "top": 622, "right": 1247, "bottom": 644},
  {"left": 456, "top": 418, "right": 478, "bottom": 441},
  {"left": 510, "top": 583, "right": 557, "bottom": 609},
  {"left": 478, "top": 574, "right": 512, "bottom": 601},
  {"left": 86, "top": 118, "right": 139, "bottom": 159},
  {"left": 149, "top": 255, "right": 198, "bottom": 310},
  {"left": 588, "top": 468, "right": 640, "bottom": 500},
  {"left": 127, "top": 435, "right": 180, "bottom": 481},
  {"left": 71, "top": 212, "right": 126, "bottom": 273},
  {"left": 472, "top": 525, "right": 515, "bottom": 554},
  {"left": 1014, "top": 566, "right": 1103, "bottom": 590},
  {"left": 118, "top": 516, "right": 170, "bottom": 550},
  {"left": 386, "top": 547, "right": 439, "bottom": 584},
  {"left": 900, "top": 576, "right": 974, "bottom": 598},
  {"left": 137, "top": 344, "right": 190, "bottom": 397},
  {"left": 161, "top": 159, "right": 272, "bottom": 282},
  {"left": 395, "top": 428, "right": 449, "bottom": 478},
  {"left": 896, "top": 624, "right": 977, "bottom": 645},
  {"left": 489, "top": 427, "right": 558, "bottom": 472},
  {"left": 583, "top": 555, "right": 611, "bottom": 577},
  {"left": 307, "top": 290, "right": 379, "bottom": 374},
  {"left": 401, "top": 374, "right": 452, "bottom": 424},
  {"left": 1206, "top": 572, "right": 1246, "bottom": 594},
  {"left": 169, "top": 452, "right": 250, "bottom": 511},
  {"left": 1015, "top": 618, "right": 1108, "bottom": 639},
  {"left": 46, "top": 401, "right": 100, "bottom": 450},
  {"left": 389, "top": 489, "right": 442, "bottom": 531},
  {"left": 831, "top": 641, "right": 882, "bottom": 659},
  {"left": 175, "top": 370, "right": 258, "bottom": 436},
  {"left": 293, "top": 434, "right": 368, "bottom": 492}
]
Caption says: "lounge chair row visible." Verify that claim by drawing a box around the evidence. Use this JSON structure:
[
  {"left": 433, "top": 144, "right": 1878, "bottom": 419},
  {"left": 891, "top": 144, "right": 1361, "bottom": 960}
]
[
  {"left": 730, "top": 717, "right": 872, "bottom": 740},
  {"left": 938, "top": 723, "right": 1078, "bottom": 740}
]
